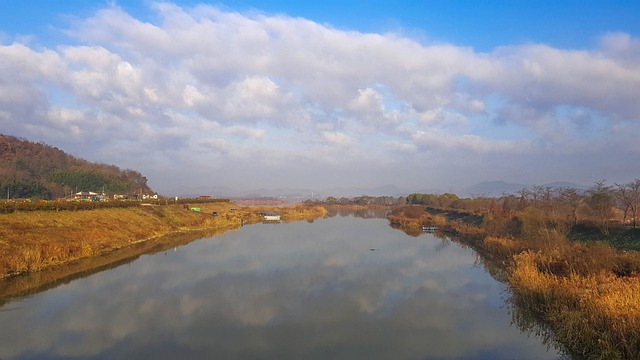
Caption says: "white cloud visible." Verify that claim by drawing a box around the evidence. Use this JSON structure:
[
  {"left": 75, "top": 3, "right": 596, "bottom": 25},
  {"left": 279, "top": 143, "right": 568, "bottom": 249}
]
[
  {"left": 322, "top": 131, "right": 351, "bottom": 147},
  {"left": 348, "top": 87, "right": 385, "bottom": 114},
  {"left": 221, "top": 76, "right": 289, "bottom": 121},
  {"left": 47, "top": 107, "right": 83, "bottom": 127},
  {"left": 386, "top": 141, "right": 417, "bottom": 154},
  {"left": 225, "top": 125, "right": 266, "bottom": 139},
  {"left": 3, "top": 3, "right": 640, "bottom": 192},
  {"left": 200, "top": 138, "right": 232, "bottom": 154},
  {"left": 599, "top": 32, "right": 640, "bottom": 64},
  {"left": 412, "top": 130, "right": 532, "bottom": 154},
  {"left": 182, "top": 85, "right": 205, "bottom": 107}
]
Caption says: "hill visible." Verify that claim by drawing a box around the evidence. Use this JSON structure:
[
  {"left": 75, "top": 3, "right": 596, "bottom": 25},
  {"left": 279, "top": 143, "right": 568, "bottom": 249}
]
[{"left": 0, "top": 134, "right": 153, "bottom": 199}]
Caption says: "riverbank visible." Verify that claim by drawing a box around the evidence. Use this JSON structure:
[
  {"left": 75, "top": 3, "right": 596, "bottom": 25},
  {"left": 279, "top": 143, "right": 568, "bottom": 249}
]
[
  {"left": 0, "top": 203, "right": 326, "bottom": 279},
  {"left": 389, "top": 206, "right": 640, "bottom": 359}
]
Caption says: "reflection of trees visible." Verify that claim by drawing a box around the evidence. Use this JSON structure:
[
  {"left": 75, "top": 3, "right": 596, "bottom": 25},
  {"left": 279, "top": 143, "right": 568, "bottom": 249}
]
[
  {"left": 436, "top": 234, "right": 573, "bottom": 357},
  {"left": 434, "top": 237, "right": 451, "bottom": 253},
  {"left": 389, "top": 223, "right": 422, "bottom": 237},
  {"left": 324, "top": 206, "right": 393, "bottom": 219},
  {"left": 508, "top": 295, "right": 574, "bottom": 360},
  {"left": 388, "top": 218, "right": 572, "bottom": 358}
]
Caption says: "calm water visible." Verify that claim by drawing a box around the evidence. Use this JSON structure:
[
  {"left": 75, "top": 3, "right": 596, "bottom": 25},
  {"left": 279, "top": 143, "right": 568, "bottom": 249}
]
[{"left": 0, "top": 215, "right": 562, "bottom": 359}]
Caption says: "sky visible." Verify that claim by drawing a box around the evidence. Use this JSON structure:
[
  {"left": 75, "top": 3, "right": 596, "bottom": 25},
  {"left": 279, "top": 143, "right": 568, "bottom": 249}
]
[{"left": 1, "top": 1, "right": 640, "bottom": 196}]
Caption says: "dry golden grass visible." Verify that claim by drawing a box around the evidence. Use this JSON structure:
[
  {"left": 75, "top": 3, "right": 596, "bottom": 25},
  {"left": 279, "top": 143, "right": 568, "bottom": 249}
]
[
  {"left": 0, "top": 203, "right": 326, "bottom": 278},
  {"left": 0, "top": 227, "right": 231, "bottom": 305},
  {"left": 510, "top": 250, "right": 640, "bottom": 359},
  {"left": 482, "top": 236, "right": 527, "bottom": 262},
  {"left": 395, "top": 205, "right": 640, "bottom": 359},
  {"left": 387, "top": 206, "right": 447, "bottom": 232}
]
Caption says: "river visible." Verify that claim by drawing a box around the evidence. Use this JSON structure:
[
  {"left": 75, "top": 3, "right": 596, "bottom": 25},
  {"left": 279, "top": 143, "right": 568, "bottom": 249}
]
[{"left": 0, "top": 214, "right": 564, "bottom": 359}]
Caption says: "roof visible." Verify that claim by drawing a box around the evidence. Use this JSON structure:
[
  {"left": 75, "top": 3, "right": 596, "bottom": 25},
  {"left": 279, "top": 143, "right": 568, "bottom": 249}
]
[{"left": 75, "top": 191, "right": 99, "bottom": 195}]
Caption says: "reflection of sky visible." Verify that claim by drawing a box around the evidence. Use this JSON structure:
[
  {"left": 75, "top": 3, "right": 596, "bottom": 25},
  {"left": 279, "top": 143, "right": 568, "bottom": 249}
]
[{"left": 0, "top": 217, "right": 560, "bottom": 359}]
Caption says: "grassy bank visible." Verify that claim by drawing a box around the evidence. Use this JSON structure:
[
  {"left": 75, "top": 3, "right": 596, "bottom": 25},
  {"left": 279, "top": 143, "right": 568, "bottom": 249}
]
[
  {"left": 0, "top": 227, "right": 230, "bottom": 306},
  {"left": 389, "top": 206, "right": 640, "bottom": 359},
  {"left": 0, "top": 203, "right": 326, "bottom": 279}
]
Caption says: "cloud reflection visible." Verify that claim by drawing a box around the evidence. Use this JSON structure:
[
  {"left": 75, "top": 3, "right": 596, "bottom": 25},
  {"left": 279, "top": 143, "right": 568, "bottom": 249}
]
[{"left": 0, "top": 217, "right": 559, "bottom": 359}]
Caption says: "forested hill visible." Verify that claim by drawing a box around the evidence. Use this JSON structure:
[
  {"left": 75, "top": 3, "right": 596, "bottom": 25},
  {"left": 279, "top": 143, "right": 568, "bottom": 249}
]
[{"left": 0, "top": 134, "right": 153, "bottom": 200}]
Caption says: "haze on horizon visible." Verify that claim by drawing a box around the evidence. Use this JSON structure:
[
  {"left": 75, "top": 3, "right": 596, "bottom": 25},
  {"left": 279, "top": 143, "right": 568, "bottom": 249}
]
[{"left": 1, "top": 1, "right": 639, "bottom": 195}]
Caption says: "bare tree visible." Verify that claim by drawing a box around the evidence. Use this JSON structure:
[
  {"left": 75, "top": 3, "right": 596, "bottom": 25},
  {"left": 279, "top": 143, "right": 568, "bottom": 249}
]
[
  {"left": 558, "top": 187, "right": 583, "bottom": 226},
  {"left": 515, "top": 188, "right": 530, "bottom": 209},
  {"left": 615, "top": 179, "right": 640, "bottom": 229},
  {"left": 586, "top": 180, "right": 613, "bottom": 235}
]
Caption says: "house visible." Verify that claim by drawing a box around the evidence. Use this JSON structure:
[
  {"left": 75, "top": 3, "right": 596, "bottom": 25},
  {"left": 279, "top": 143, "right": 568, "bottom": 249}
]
[
  {"left": 142, "top": 194, "right": 158, "bottom": 200},
  {"left": 74, "top": 191, "right": 100, "bottom": 201}
]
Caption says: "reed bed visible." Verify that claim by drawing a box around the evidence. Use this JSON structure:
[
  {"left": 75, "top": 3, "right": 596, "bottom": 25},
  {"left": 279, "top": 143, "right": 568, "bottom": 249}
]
[
  {"left": 389, "top": 207, "right": 640, "bottom": 359},
  {"left": 510, "top": 250, "right": 640, "bottom": 359},
  {"left": 0, "top": 203, "right": 326, "bottom": 278}
]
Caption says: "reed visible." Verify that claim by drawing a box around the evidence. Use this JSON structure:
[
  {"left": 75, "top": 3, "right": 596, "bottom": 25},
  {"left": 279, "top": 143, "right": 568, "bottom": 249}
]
[
  {"left": 388, "top": 206, "right": 640, "bottom": 358},
  {"left": 0, "top": 203, "right": 327, "bottom": 278},
  {"left": 509, "top": 250, "right": 640, "bottom": 359}
]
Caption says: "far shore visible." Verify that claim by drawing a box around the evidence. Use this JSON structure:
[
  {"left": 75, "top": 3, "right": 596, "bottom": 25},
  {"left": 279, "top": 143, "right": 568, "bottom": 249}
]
[{"left": 0, "top": 202, "right": 327, "bottom": 281}]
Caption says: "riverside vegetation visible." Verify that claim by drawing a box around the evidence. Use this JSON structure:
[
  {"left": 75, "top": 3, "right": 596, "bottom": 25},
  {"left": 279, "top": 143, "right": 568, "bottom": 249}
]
[
  {"left": 4, "top": 167, "right": 640, "bottom": 359},
  {"left": 0, "top": 134, "right": 330, "bottom": 301},
  {"left": 390, "top": 184, "right": 640, "bottom": 360},
  {"left": 0, "top": 200, "right": 326, "bottom": 279}
]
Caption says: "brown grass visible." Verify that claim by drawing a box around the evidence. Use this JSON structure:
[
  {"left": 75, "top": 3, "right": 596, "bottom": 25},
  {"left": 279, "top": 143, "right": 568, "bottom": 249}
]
[
  {"left": 0, "top": 227, "right": 230, "bottom": 305},
  {"left": 0, "top": 203, "right": 326, "bottom": 278},
  {"left": 388, "top": 205, "right": 640, "bottom": 358},
  {"left": 510, "top": 250, "right": 640, "bottom": 359}
]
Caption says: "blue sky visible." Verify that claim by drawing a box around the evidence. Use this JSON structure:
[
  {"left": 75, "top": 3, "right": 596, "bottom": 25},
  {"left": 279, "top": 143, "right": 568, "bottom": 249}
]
[
  {"left": 1, "top": 1, "right": 640, "bottom": 195},
  {"left": 4, "top": 1, "right": 639, "bottom": 50}
]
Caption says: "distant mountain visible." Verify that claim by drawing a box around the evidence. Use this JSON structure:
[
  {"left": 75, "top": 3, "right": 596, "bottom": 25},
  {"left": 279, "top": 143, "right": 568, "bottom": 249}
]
[
  {"left": 464, "top": 181, "right": 528, "bottom": 197},
  {"left": 321, "top": 184, "right": 408, "bottom": 198},
  {"left": 176, "top": 184, "right": 410, "bottom": 200},
  {"left": 172, "top": 185, "right": 239, "bottom": 198},
  {"left": 176, "top": 181, "right": 592, "bottom": 201},
  {"left": 0, "top": 134, "right": 153, "bottom": 199}
]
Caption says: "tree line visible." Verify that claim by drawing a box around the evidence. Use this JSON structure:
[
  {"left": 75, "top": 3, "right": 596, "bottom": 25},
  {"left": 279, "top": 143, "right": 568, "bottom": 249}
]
[
  {"left": 307, "top": 195, "right": 405, "bottom": 206},
  {"left": 407, "top": 178, "right": 640, "bottom": 236}
]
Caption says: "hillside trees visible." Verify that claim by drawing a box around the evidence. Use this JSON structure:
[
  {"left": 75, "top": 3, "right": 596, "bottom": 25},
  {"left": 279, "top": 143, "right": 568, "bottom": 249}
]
[
  {"left": 0, "top": 134, "right": 153, "bottom": 199},
  {"left": 0, "top": 180, "right": 52, "bottom": 200}
]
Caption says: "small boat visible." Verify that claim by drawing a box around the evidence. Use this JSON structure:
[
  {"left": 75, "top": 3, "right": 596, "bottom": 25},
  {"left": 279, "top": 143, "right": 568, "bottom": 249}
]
[
  {"left": 261, "top": 211, "right": 281, "bottom": 222},
  {"left": 422, "top": 226, "right": 437, "bottom": 232}
]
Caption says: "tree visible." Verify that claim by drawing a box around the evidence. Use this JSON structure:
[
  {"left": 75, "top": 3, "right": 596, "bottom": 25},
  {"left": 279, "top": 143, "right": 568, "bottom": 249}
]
[
  {"left": 585, "top": 180, "right": 613, "bottom": 235},
  {"left": 614, "top": 179, "right": 640, "bottom": 229},
  {"left": 557, "top": 187, "right": 583, "bottom": 226}
]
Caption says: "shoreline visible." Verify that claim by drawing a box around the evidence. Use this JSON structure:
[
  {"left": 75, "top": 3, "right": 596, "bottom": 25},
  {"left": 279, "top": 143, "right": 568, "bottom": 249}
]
[
  {"left": 0, "top": 203, "right": 326, "bottom": 280},
  {"left": 388, "top": 205, "right": 640, "bottom": 359},
  {"left": 0, "top": 226, "right": 237, "bottom": 306}
]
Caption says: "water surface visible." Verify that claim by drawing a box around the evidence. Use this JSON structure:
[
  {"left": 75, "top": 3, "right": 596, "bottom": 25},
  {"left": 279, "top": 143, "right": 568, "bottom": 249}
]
[{"left": 0, "top": 215, "right": 562, "bottom": 359}]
